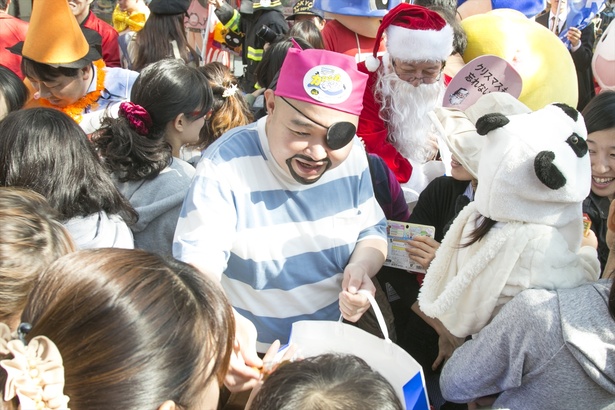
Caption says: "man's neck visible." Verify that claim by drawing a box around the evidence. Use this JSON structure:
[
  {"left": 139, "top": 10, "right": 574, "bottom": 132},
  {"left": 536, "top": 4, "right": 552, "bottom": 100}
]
[{"left": 76, "top": 9, "right": 90, "bottom": 25}]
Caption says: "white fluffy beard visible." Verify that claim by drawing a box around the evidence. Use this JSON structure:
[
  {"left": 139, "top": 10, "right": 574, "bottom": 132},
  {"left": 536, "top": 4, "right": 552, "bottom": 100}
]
[{"left": 375, "top": 63, "right": 444, "bottom": 163}]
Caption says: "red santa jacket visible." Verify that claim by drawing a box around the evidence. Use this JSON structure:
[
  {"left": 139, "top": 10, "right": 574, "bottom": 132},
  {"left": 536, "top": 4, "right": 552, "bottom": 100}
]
[
  {"left": 82, "top": 11, "right": 121, "bottom": 68},
  {"left": 357, "top": 58, "right": 413, "bottom": 183}
]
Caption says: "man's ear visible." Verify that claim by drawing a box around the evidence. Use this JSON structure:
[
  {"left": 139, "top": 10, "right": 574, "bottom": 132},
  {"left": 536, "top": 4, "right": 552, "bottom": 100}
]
[
  {"left": 80, "top": 65, "right": 93, "bottom": 81},
  {"left": 264, "top": 89, "right": 276, "bottom": 116},
  {"left": 157, "top": 400, "right": 178, "bottom": 410}
]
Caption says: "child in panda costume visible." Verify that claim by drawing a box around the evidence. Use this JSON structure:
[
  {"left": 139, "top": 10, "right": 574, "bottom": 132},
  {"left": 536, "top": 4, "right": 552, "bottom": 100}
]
[{"left": 418, "top": 103, "right": 601, "bottom": 338}]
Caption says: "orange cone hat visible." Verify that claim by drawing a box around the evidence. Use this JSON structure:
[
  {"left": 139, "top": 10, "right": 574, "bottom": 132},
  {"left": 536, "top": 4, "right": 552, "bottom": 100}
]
[{"left": 9, "top": 0, "right": 99, "bottom": 68}]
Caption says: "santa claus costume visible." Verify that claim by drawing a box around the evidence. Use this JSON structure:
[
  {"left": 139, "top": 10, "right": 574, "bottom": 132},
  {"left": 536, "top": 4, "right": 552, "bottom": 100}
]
[{"left": 357, "top": 4, "right": 453, "bottom": 196}]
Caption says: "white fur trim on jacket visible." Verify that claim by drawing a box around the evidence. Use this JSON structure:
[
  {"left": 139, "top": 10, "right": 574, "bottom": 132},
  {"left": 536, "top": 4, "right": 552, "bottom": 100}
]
[{"left": 418, "top": 202, "right": 600, "bottom": 338}]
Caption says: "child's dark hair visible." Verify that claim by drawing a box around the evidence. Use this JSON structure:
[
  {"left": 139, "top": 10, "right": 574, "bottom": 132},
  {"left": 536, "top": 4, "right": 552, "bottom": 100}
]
[
  {"left": 1, "top": 248, "right": 235, "bottom": 410},
  {"left": 132, "top": 13, "right": 200, "bottom": 72},
  {"left": 582, "top": 90, "right": 615, "bottom": 135},
  {"left": 288, "top": 20, "right": 325, "bottom": 49},
  {"left": 21, "top": 57, "right": 81, "bottom": 82},
  {"left": 0, "top": 108, "right": 137, "bottom": 224},
  {"left": 254, "top": 36, "right": 313, "bottom": 90},
  {"left": 0, "top": 65, "right": 29, "bottom": 115},
  {"left": 250, "top": 353, "right": 403, "bottom": 410},
  {"left": 462, "top": 214, "right": 497, "bottom": 247},
  {"left": 93, "top": 59, "right": 213, "bottom": 181}
]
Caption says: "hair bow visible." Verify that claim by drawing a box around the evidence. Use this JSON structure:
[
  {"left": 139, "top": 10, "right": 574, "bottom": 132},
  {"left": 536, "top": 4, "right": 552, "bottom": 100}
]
[
  {"left": 0, "top": 323, "right": 70, "bottom": 410},
  {"left": 119, "top": 101, "right": 153, "bottom": 136}
]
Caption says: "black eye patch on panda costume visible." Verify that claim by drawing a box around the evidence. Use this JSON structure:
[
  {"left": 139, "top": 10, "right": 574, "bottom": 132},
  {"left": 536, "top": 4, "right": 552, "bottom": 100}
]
[
  {"left": 566, "top": 133, "right": 588, "bottom": 157},
  {"left": 279, "top": 96, "right": 356, "bottom": 150}
]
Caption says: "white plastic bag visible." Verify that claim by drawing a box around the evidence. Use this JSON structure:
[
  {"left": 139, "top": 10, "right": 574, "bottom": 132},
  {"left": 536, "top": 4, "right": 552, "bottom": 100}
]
[{"left": 289, "top": 290, "right": 430, "bottom": 410}]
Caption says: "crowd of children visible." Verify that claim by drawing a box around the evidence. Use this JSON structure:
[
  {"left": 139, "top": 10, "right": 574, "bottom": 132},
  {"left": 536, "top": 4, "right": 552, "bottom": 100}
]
[{"left": 1, "top": 0, "right": 614, "bottom": 409}]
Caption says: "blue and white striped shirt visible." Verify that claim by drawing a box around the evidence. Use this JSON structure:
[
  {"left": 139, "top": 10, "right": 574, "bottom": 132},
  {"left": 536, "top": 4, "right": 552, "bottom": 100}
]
[{"left": 173, "top": 117, "right": 387, "bottom": 350}]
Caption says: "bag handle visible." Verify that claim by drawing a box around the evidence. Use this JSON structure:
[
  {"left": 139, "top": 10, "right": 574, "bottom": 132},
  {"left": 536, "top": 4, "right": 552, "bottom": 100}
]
[{"left": 339, "top": 289, "right": 390, "bottom": 342}]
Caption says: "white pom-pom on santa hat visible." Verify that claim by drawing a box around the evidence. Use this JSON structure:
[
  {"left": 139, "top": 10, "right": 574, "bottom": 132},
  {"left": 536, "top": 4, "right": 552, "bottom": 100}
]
[
  {"left": 365, "top": 55, "right": 381, "bottom": 72},
  {"left": 365, "top": 3, "right": 454, "bottom": 73}
]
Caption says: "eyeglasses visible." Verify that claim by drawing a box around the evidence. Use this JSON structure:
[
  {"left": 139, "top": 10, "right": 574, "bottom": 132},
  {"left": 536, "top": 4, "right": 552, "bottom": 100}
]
[
  {"left": 279, "top": 96, "right": 356, "bottom": 150},
  {"left": 391, "top": 59, "right": 443, "bottom": 84}
]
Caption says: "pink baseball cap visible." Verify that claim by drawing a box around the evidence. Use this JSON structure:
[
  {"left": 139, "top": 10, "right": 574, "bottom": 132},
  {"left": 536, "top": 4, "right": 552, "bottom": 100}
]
[{"left": 274, "top": 48, "right": 368, "bottom": 116}]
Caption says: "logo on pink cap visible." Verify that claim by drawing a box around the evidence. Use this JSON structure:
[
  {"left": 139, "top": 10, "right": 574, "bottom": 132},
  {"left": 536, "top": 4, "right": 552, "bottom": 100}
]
[
  {"left": 303, "top": 65, "right": 353, "bottom": 104},
  {"left": 275, "top": 48, "right": 367, "bottom": 116}
]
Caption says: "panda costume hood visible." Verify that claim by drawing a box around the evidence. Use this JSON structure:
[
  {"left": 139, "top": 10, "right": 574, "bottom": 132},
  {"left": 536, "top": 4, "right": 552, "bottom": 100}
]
[
  {"left": 475, "top": 103, "right": 592, "bottom": 251},
  {"left": 418, "top": 103, "right": 601, "bottom": 338}
]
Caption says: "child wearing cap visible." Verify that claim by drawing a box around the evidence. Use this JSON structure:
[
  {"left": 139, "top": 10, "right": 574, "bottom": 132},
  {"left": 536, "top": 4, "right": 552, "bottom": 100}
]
[
  {"left": 129, "top": 0, "right": 200, "bottom": 71},
  {"left": 174, "top": 46, "right": 387, "bottom": 392},
  {"left": 286, "top": 0, "right": 325, "bottom": 31}
]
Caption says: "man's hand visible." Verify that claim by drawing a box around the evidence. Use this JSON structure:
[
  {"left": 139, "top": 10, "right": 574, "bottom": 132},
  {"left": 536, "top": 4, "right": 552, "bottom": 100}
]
[
  {"left": 406, "top": 236, "right": 441, "bottom": 270},
  {"left": 566, "top": 26, "right": 582, "bottom": 48},
  {"left": 339, "top": 263, "right": 375, "bottom": 322},
  {"left": 224, "top": 311, "right": 263, "bottom": 392}
]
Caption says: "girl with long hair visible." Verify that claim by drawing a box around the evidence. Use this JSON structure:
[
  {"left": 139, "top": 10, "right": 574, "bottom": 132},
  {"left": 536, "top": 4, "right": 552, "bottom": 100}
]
[
  {"left": 181, "top": 62, "right": 254, "bottom": 163},
  {"left": 0, "top": 248, "right": 235, "bottom": 410},
  {"left": 0, "top": 107, "right": 136, "bottom": 249},
  {"left": 93, "top": 58, "right": 213, "bottom": 256},
  {"left": 129, "top": 0, "right": 199, "bottom": 71}
]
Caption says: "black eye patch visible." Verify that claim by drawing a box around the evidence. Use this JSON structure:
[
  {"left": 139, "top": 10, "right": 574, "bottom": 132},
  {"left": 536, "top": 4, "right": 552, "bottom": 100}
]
[
  {"left": 566, "top": 133, "right": 587, "bottom": 157},
  {"left": 279, "top": 96, "right": 356, "bottom": 150},
  {"left": 326, "top": 122, "right": 357, "bottom": 150}
]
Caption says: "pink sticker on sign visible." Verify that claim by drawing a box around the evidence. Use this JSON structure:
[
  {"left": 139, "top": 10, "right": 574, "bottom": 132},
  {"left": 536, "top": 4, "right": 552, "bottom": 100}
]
[{"left": 443, "top": 55, "right": 523, "bottom": 110}]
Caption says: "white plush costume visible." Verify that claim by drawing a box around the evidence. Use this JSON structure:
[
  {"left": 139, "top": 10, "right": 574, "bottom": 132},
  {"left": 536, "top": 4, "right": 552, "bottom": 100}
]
[{"left": 419, "top": 103, "right": 600, "bottom": 338}]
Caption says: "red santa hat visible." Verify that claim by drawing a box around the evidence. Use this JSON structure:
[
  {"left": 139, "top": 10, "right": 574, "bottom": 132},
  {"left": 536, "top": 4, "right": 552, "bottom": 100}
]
[{"left": 365, "top": 4, "right": 454, "bottom": 72}]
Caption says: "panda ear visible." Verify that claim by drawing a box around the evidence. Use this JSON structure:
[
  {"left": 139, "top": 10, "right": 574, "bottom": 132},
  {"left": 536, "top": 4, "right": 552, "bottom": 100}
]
[
  {"left": 553, "top": 103, "right": 579, "bottom": 122},
  {"left": 476, "top": 113, "right": 510, "bottom": 136}
]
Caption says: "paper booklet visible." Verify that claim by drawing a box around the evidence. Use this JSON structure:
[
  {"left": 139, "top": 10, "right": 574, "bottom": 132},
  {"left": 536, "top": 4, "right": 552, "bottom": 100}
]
[{"left": 384, "top": 220, "right": 436, "bottom": 273}]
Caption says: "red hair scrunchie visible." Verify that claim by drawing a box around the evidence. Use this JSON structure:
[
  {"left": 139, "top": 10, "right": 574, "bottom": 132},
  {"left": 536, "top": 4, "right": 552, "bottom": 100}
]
[{"left": 119, "top": 102, "right": 153, "bottom": 136}]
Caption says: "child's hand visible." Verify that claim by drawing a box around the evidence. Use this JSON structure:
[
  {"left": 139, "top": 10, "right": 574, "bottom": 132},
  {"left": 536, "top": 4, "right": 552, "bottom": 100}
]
[
  {"left": 581, "top": 228, "right": 598, "bottom": 249},
  {"left": 406, "top": 236, "right": 440, "bottom": 270}
]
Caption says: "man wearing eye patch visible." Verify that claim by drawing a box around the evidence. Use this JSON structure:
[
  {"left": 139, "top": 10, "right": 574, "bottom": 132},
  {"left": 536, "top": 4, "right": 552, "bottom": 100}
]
[
  {"left": 358, "top": 3, "right": 454, "bottom": 192},
  {"left": 174, "top": 47, "right": 387, "bottom": 393}
]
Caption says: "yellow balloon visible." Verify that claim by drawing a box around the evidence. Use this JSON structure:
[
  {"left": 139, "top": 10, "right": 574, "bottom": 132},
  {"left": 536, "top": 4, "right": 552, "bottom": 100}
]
[{"left": 461, "top": 9, "right": 578, "bottom": 110}]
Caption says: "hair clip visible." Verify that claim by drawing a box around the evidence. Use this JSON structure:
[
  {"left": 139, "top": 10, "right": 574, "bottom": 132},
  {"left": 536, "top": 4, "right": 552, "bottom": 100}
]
[
  {"left": 222, "top": 84, "right": 238, "bottom": 98},
  {"left": 17, "top": 322, "right": 31, "bottom": 345}
]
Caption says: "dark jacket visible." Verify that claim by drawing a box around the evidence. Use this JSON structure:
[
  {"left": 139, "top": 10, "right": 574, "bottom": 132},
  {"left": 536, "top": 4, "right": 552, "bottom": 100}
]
[
  {"left": 536, "top": 13, "right": 595, "bottom": 111},
  {"left": 583, "top": 191, "right": 610, "bottom": 276},
  {"left": 215, "top": 2, "right": 288, "bottom": 92}
]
